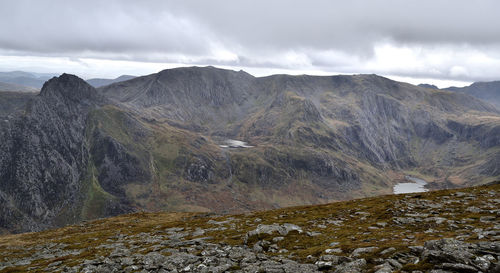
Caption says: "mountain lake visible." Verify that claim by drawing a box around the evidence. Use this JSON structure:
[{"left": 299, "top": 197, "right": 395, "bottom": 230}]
[
  {"left": 393, "top": 176, "right": 429, "bottom": 194},
  {"left": 219, "top": 139, "right": 253, "bottom": 148}
]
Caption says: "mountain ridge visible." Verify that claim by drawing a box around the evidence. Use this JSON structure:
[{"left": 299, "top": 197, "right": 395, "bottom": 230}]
[
  {"left": 0, "top": 71, "right": 56, "bottom": 89},
  {"left": 445, "top": 81, "right": 500, "bottom": 109},
  {"left": 86, "top": 75, "right": 136, "bottom": 88},
  {"left": 1, "top": 67, "right": 500, "bottom": 234}
]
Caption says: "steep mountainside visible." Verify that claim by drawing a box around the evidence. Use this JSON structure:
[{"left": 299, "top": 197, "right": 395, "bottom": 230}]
[
  {"left": 0, "top": 91, "right": 37, "bottom": 118},
  {"left": 0, "top": 183, "right": 498, "bottom": 272},
  {"left": 446, "top": 81, "right": 500, "bottom": 109},
  {"left": 86, "top": 75, "right": 136, "bottom": 88},
  {"left": 101, "top": 67, "right": 500, "bottom": 186},
  {"left": 0, "top": 74, "right": 132, "bottom": 233},
  {"left": 2, "top": 67, "right": 500, "bottom": 234}
]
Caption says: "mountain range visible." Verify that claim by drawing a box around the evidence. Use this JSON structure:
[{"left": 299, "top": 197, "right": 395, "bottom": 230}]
[
  {"left": 0, "top": 71, "right": 56, "bottom": 89},
  {"left": 419, "top": 82, "right": 500, "bottom": 109},
  {"left": 445, "top": 81, "right": 500, "bottom": 109},
  {"left": 1, "top": 66, "right": 500, "bottom": 233},
  {"left": 0, "top": 70, "right": 136, "bottom": 90},
  {"left": 86, "top": 75, "right": 136, "bottom": 88}
]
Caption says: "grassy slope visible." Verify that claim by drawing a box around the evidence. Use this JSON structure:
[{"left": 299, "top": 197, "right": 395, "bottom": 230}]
[
  {"left": 0, "top": 183, "right": 498, "bottom": 272},
  {"left": 77, "top": 104, "right": 394, "bottom": 217}
]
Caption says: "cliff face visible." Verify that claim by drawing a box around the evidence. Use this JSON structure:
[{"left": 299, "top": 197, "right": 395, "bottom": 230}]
[
  {"left": 2, "top": 67, "right": 500, "bottom": 233},
  {"left": 0, "top": 91, "right": 36, "bottom": 117},
  {"left": 0, "top": 74, "right": 99, "bottom": 232}
]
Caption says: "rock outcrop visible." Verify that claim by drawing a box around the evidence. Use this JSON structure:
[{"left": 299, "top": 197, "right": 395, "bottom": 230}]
[{"left": 0, "top": 74, "right": 102, "bottom": 232}]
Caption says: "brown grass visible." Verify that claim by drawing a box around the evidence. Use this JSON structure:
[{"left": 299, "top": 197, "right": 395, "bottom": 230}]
[{"left": 0, "top": 183, "right": 498, "bottom": 271}]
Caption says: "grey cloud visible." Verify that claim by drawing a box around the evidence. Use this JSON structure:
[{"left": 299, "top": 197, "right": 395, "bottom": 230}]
[
  {"left": 0, "top": 1, "right": 213, "bottom": 55},
  {"left": 1, "top": 0, "right": 500, "bottom": 82}
]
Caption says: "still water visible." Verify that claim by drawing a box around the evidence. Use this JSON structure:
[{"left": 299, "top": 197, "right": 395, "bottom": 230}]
[{"left": 393, "top": 176, "right": 428, "bottom": 194}]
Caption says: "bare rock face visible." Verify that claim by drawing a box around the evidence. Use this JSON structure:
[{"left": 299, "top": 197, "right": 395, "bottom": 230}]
[
  {"left": 100, "top": 66, "right": 258, "bottom": 131},
  {"left": 0, "top": 74, "right": 119, "bottom": 232},
  {"left": 0, "top": 91, "right": 36, "bottom": 117}
]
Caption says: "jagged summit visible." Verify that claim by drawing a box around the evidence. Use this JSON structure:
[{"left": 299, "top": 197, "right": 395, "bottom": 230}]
[
  {"left": 40, "top": 73, "right": 100, "bottom": 102},
  {"left": 3, "top": 66, "right": 500, "bottom": 235}
]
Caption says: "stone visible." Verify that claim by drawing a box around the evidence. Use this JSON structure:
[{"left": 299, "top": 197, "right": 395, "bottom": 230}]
[
  {"left": 386, "top": 258, "right": 402, "bottom": 269},
  {"left": 480, "top": 216, "right": 496, "bottom": 223},
  {"left": 351, "top": 247, "right": 379, "bottom": 257},
  {"left": 380, "top": 247, "right": 397, "bottom": 255},
  {"left": 319, "top": 255, "right": 352, "bottom": 265},
  {"left": 315, "top": 260, "right": 333, "bottom": 270},
  {"left": 334, "top": 259, "right": 367, "bottom": 273},
  {"left": 438, "top": 263, "right": 478, "bottom": 273},
  {"left": 472, "top": 256, "right": 491, "bottom": 272},
  {"left": 244, "top": 223, "right": 303, "bottom": 244},
  {"left": 325, "top": 248, "right": 343, "bottom": 254},
  {"left": 374, "top": 264, "right": 393, "bottom": 273},
  {"left": 422, "top": 238, "right": 475, "bottom": 264}
]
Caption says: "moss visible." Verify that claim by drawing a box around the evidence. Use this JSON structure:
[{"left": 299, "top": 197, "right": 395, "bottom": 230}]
[{"left": 80, "top": 164, "right": 117, "bottom": 220}]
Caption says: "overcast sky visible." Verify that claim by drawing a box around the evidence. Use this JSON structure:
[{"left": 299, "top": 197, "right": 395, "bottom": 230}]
[{"left": 1, "top": 0, "right": 500, "bottom": 87}]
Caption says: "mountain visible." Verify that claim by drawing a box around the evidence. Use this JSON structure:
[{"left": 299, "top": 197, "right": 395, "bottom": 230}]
[
  {"left": 0, "top": 182, "right": 498, "bottom": 272},
  {"left": 86, "top": 75, "right": 136, "bottom": 88},
  {"left": 0, "top": 74, "right": 114, "bottom": 233},
  {"left": 0, "top": 71, "right": 57, "bottom": 89},
  {"left": 0, "top": 81, "right": 38, "bottom": 93},
  {"left": 2, "top": 66, "right": 500, "bottom": 234},
  {"left": 0, "top": 91, "right": 37, "bottom": 118},
  {"left": 417, "top": 83, "right": 438, "bottom": 89},
  {"left": 445, "top": 81, "right": 500, "bottom": 109}
]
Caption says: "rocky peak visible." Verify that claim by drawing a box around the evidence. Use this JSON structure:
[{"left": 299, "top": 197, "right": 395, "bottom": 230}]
[{"left": 40, "top": 73, "right": 100, "bottom": 103}]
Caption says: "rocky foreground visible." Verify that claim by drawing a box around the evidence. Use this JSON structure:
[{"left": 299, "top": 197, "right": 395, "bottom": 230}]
[{"left": 0, "top": 182, "right": 499, "bottom": 273}]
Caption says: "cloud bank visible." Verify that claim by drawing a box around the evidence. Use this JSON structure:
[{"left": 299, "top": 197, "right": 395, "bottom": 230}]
[{"left": 1, "top": 0, "right": 500, "bottom": 85}]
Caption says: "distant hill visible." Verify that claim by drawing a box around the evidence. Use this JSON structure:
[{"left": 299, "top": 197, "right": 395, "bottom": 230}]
[
  {"left": 0, "top": 71, "right": 56, "bottom": 89},
  {"left": 444, "top": 81, "right": 500, "bottom": 108},
  {"left": 417, "top": 83, "right": 438, "bottom": 89},
  {"left": 0, "top": 81, "right": 38, "bottom": 92},
  {"left": 86, "top": 75, "right": 136, "bottom": 87}
]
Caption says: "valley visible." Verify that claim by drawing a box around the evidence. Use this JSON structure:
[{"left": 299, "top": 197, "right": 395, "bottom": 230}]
[{"left": 1, "top": 67, "right": 500, "bottom": 234}]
